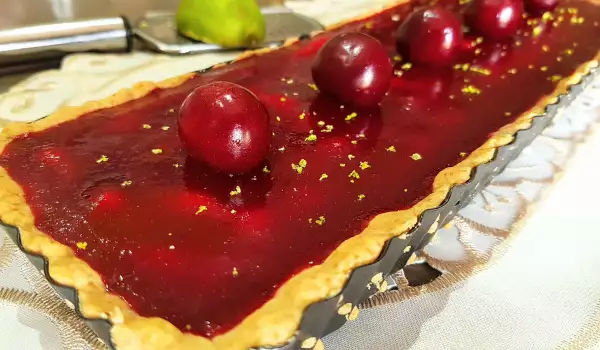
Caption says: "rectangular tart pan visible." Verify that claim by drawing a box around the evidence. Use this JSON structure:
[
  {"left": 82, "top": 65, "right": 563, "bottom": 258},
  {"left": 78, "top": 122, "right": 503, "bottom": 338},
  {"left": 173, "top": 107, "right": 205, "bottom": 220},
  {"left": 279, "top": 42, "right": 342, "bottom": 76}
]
[{"left": 1, "top": 58, "right": 598, "bottom": 350}]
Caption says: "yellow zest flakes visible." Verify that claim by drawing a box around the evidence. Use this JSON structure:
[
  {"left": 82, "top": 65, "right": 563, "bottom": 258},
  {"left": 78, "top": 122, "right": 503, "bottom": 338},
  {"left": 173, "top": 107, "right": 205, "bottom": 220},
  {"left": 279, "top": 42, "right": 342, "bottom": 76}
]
[
  {"left": 347, "top": 154, "right": 355, "bottom": 160},
  {"left": 142, "top": 124, "right": 152, "bottom": 129},
  {"left": 401, "top": 62, "right": 412, "bottom": 70},
  {"left": 161, "top": 126, "right": 170, "bottom": 131},
  {"left": 339, "top": 163, "right": 346, "bottom": 167},
  {"left": 410, "top": 153, "right": 422, "bottom": 161},
  {"left": 460, "top": 152, "right": 467, "bottom": 157},
  {"left": 386, "top": 145, "right": 396, "bottom": 152},
  {"left": 278, "top": 146, "right": 286, "bottom": 152},
  {"left": 532, "top": 26, "right": 543, "bottom": 37},
  {"left": 565, "top": 49, "right": 573, "bottom": 55},
  {"left": 317, "top": 120, "right": 325, "bottom": 127},
  {"left": 305, "top": 133, "right": 317, "bottom": 142},
  {"left": 359, "top": 161, "right": 371, "bottom": 170},
  {"left": 230, "top": 186, "right": 242, "bottom": 196},
  {"left": 152, "top": 149, "right": 163, "bottom": 155},
  {"left": 542, "top": 11, "right": 554, "bottom": 22},
  {"left": 567, "top": 7, "right": 578, "bottom": 14},
  {"left": 308, "top": 83, "right": 318, "bottom": 91},
  {"left": 286, "top": 79, "right": 294, "bottom": 84},
  {"left": 475, "top": 37, "right": 484, "bottom": 45},
  {"left": 291, "top": 159, "right": 307, "bottom": 174},
  {"left": 96, "top": 155, "right": 109, "bottom": 163},
  {"left": 280, "top": 97, "right": 287, "bottom": 102},
  {"left": 76, "top": 242, "right": 88, "bottom": 250},
  {"left": 540, "top": 66, "right": 548, "bottom": 72},
  {"left": 469, "top": 66, "right": 490, "bottom": 76},
  {"left": 505, "top": 112, "right": 512, "bottom": 116},
  {"left": 195, "top": 206, "right": 208, "bottom": 215},
  {"left": 169, "top": 108, "right": 175, "bottom": 113},
  {"left": 365, "top": 22, "right": 374, "bottom": 29},
  {"left": 508, "top": 68, "right": 518, "bottom": 74},
  {"left": 541, "top": 45, "right": 549, "bottom": 52},
  {"left": 527, "top": 18, "right": 539, "bottom": 26},
  {"left": 570, "top": 16, "right": 584, "bottom": 24},
  {"left": 393, "top": 55, "right": 402, "bottom": 61},
  {"left": 319, "top": 173, "right": 328, "bottom": 181},
  {"left": 394, "top": 69, "right": 404, "bottom": 77},
  {"left": 173, "top": 163, "right": 182, "bottom": 168},
  {"left": 345, "top": 112, "right": 358, "bottom": 121},
  {"left": 349, "top": 170, "right": 360, "bottom": 180},
  {"left": 230, "top": 209, "right": 237, "bottom": 214},
  {"left": 276, "top": 116, "right": 281, "bottom": 122},
  {"left": 459, "top": 0, "right": 470, "bottom": 4},
  {"left": 315, "top": 216, "right": 326, "bottom": 225},
  {"left": 121, "top": 180, "right": 133, "bottom": 187},
  {"left": 460, "top": 63, "right": 470, "bottom": 71},
  {"left": 262, "top": 166, "right": 270, "bottom": 174},
  {"left": 298, "top": 112, "right": 306, "bottom": 120},
  {"left": 232, "top": 267, "right": 239, "bottom": 277},
  {"left": 475, "top": 48, "right": 483, "bottom": 55},
  {"left": 321, "top": 124, "right": 334, "bottom": 133},
  {"left": 351, "top": 140, "right": 358, "bottom": 145},
  {"left": 461, "top": 85, "right": 481, "bottom": 95},
  {"left": 549, "top": 75, "right": 563, "bottom": 82},
  {"left": 185, "top": 324, "right": 192, "bottom": 331},
  {"left": 357, "top": 194, "right": 366, "bottom": 201}
]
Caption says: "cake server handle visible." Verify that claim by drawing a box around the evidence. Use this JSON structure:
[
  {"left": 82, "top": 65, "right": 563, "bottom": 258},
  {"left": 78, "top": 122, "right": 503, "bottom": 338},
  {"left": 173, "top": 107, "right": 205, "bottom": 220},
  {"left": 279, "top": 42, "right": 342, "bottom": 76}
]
[{"left": 0, "top": 17, "right": 133, "bottom": 69}]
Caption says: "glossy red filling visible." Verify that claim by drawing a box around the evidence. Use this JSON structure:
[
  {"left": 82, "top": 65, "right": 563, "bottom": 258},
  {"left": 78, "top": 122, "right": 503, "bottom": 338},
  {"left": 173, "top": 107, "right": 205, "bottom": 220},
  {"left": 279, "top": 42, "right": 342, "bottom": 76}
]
[{"left": 1, "top": 0, "right": 599, "bottom": 338}]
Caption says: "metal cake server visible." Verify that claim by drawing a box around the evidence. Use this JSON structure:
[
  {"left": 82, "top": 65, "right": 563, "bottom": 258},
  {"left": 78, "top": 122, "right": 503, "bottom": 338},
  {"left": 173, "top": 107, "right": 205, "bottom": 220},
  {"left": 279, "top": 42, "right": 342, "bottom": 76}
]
[{"left": 0, "top": 1, "right": 323, "bottom": 71}]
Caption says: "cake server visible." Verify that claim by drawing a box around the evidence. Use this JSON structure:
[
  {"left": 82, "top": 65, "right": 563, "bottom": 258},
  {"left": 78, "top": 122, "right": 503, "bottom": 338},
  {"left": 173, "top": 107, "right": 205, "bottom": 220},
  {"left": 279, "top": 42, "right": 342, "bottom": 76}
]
[{"left": 0, "top": 5, "right": 324, "bottom": 71}]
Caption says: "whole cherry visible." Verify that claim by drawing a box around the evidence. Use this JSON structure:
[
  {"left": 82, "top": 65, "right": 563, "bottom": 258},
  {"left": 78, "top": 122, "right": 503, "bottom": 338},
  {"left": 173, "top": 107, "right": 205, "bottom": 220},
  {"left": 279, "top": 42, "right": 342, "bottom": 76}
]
[
  {"left": 311, "top": 32, "right": 393, "bottom": 108},
  {"left": 178, "top": 81, "right": 271, "bottom": 174},
  {"left": 465, "top": 0, "right": 524, "bottom": 41},
  {"left": 395, "top": 6, "right": 464, "bottom": 68},
  {"left": 524, "top": 0, "right": 559, "bottom": 16}
]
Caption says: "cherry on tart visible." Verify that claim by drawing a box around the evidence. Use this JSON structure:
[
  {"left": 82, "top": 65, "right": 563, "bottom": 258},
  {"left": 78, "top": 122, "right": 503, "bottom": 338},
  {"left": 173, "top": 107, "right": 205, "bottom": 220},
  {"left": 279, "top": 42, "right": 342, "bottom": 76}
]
[
  {"left": 178, "top": 81, "right": 271, "bottom": 174},
  {"left": 466, "top": 0, "right": 524, "bottom": 41},
  {"left": 311, "top": 32, "right": 393, "bottom": 108},
  {"left": 524, "top": 0, "right": 559, "bottom": 16},
  {"left": 395, "top": 6, "right": 464, "bottom": 67},
  {"left": 0, "top": 0, "right": 599, "bottom": 344}
]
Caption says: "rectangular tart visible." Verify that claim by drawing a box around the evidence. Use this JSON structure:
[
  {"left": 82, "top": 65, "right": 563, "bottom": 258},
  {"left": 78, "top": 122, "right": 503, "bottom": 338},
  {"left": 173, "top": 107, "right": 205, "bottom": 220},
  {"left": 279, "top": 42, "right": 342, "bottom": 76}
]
[{"left": 0, "top": 0, "right": 599, "bottom": 349}]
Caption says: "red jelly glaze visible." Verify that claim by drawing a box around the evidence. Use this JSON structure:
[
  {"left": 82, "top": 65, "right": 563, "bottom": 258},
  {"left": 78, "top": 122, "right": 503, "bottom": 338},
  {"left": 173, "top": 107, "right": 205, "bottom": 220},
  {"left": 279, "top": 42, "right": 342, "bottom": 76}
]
[
  {"left": 312, "top": 32, "right": 393, "bottom": 107},
  {"left": 525, "top": 0, "right": 559, "bottom": 16},
  {"left": 396, "top": 6, "right": 464, "bottom": 67},
  {"left": 1, "top": 0, "right": 599, "bottom": 339},
  {"left": 465, "top": 0, "right": 525, "bottom": 41},
  {"left": 178, "top": 81, "right": 271, "bottom": 173}
]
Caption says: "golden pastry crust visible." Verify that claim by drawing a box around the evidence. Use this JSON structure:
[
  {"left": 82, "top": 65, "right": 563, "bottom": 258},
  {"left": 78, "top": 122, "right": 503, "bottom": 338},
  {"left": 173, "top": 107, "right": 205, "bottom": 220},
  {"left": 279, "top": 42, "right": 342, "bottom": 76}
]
[{"left": 1, "top": 3, "right": 599, "bottom": 350}]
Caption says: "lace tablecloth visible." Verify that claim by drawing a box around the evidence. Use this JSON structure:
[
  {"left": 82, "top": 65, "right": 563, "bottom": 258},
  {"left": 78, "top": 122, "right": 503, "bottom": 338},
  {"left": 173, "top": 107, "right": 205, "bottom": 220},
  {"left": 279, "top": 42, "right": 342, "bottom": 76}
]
[{"left": 1, "top": 1, "right": 600, "bottom": 349}]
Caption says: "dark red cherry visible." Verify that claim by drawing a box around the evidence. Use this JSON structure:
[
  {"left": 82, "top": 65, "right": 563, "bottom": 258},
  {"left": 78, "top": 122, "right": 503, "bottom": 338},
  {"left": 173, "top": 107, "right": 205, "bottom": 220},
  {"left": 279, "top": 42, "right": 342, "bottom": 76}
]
[
  {"left": 311, "top": 32, "right": 393, "bottom": 108},
  {"left": 524, "top": 0, "right": 558, "bottom": 16},
  {"left": 466, "top": 0, "right": 524, "bottom": 41},
  {"left": 178, "top": 81, "right": 271, "bottom": 174},
  {"left": 395, "top": 6, "right": 464, "bottom": 68}
]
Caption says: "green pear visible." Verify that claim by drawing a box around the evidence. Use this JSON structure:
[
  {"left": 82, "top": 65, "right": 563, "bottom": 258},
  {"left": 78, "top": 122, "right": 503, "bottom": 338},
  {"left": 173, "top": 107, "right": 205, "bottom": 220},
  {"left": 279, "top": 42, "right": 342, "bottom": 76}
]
[{"left": 176, "top": 0, "right": 266, "bottom": 48}]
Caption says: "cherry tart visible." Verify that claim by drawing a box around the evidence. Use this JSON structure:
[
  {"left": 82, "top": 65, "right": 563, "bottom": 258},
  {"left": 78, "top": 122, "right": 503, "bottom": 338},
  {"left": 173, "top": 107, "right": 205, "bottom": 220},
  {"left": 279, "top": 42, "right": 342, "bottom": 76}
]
[{"left": 0, "top": 0, "right": 598, "bottom": 349}]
